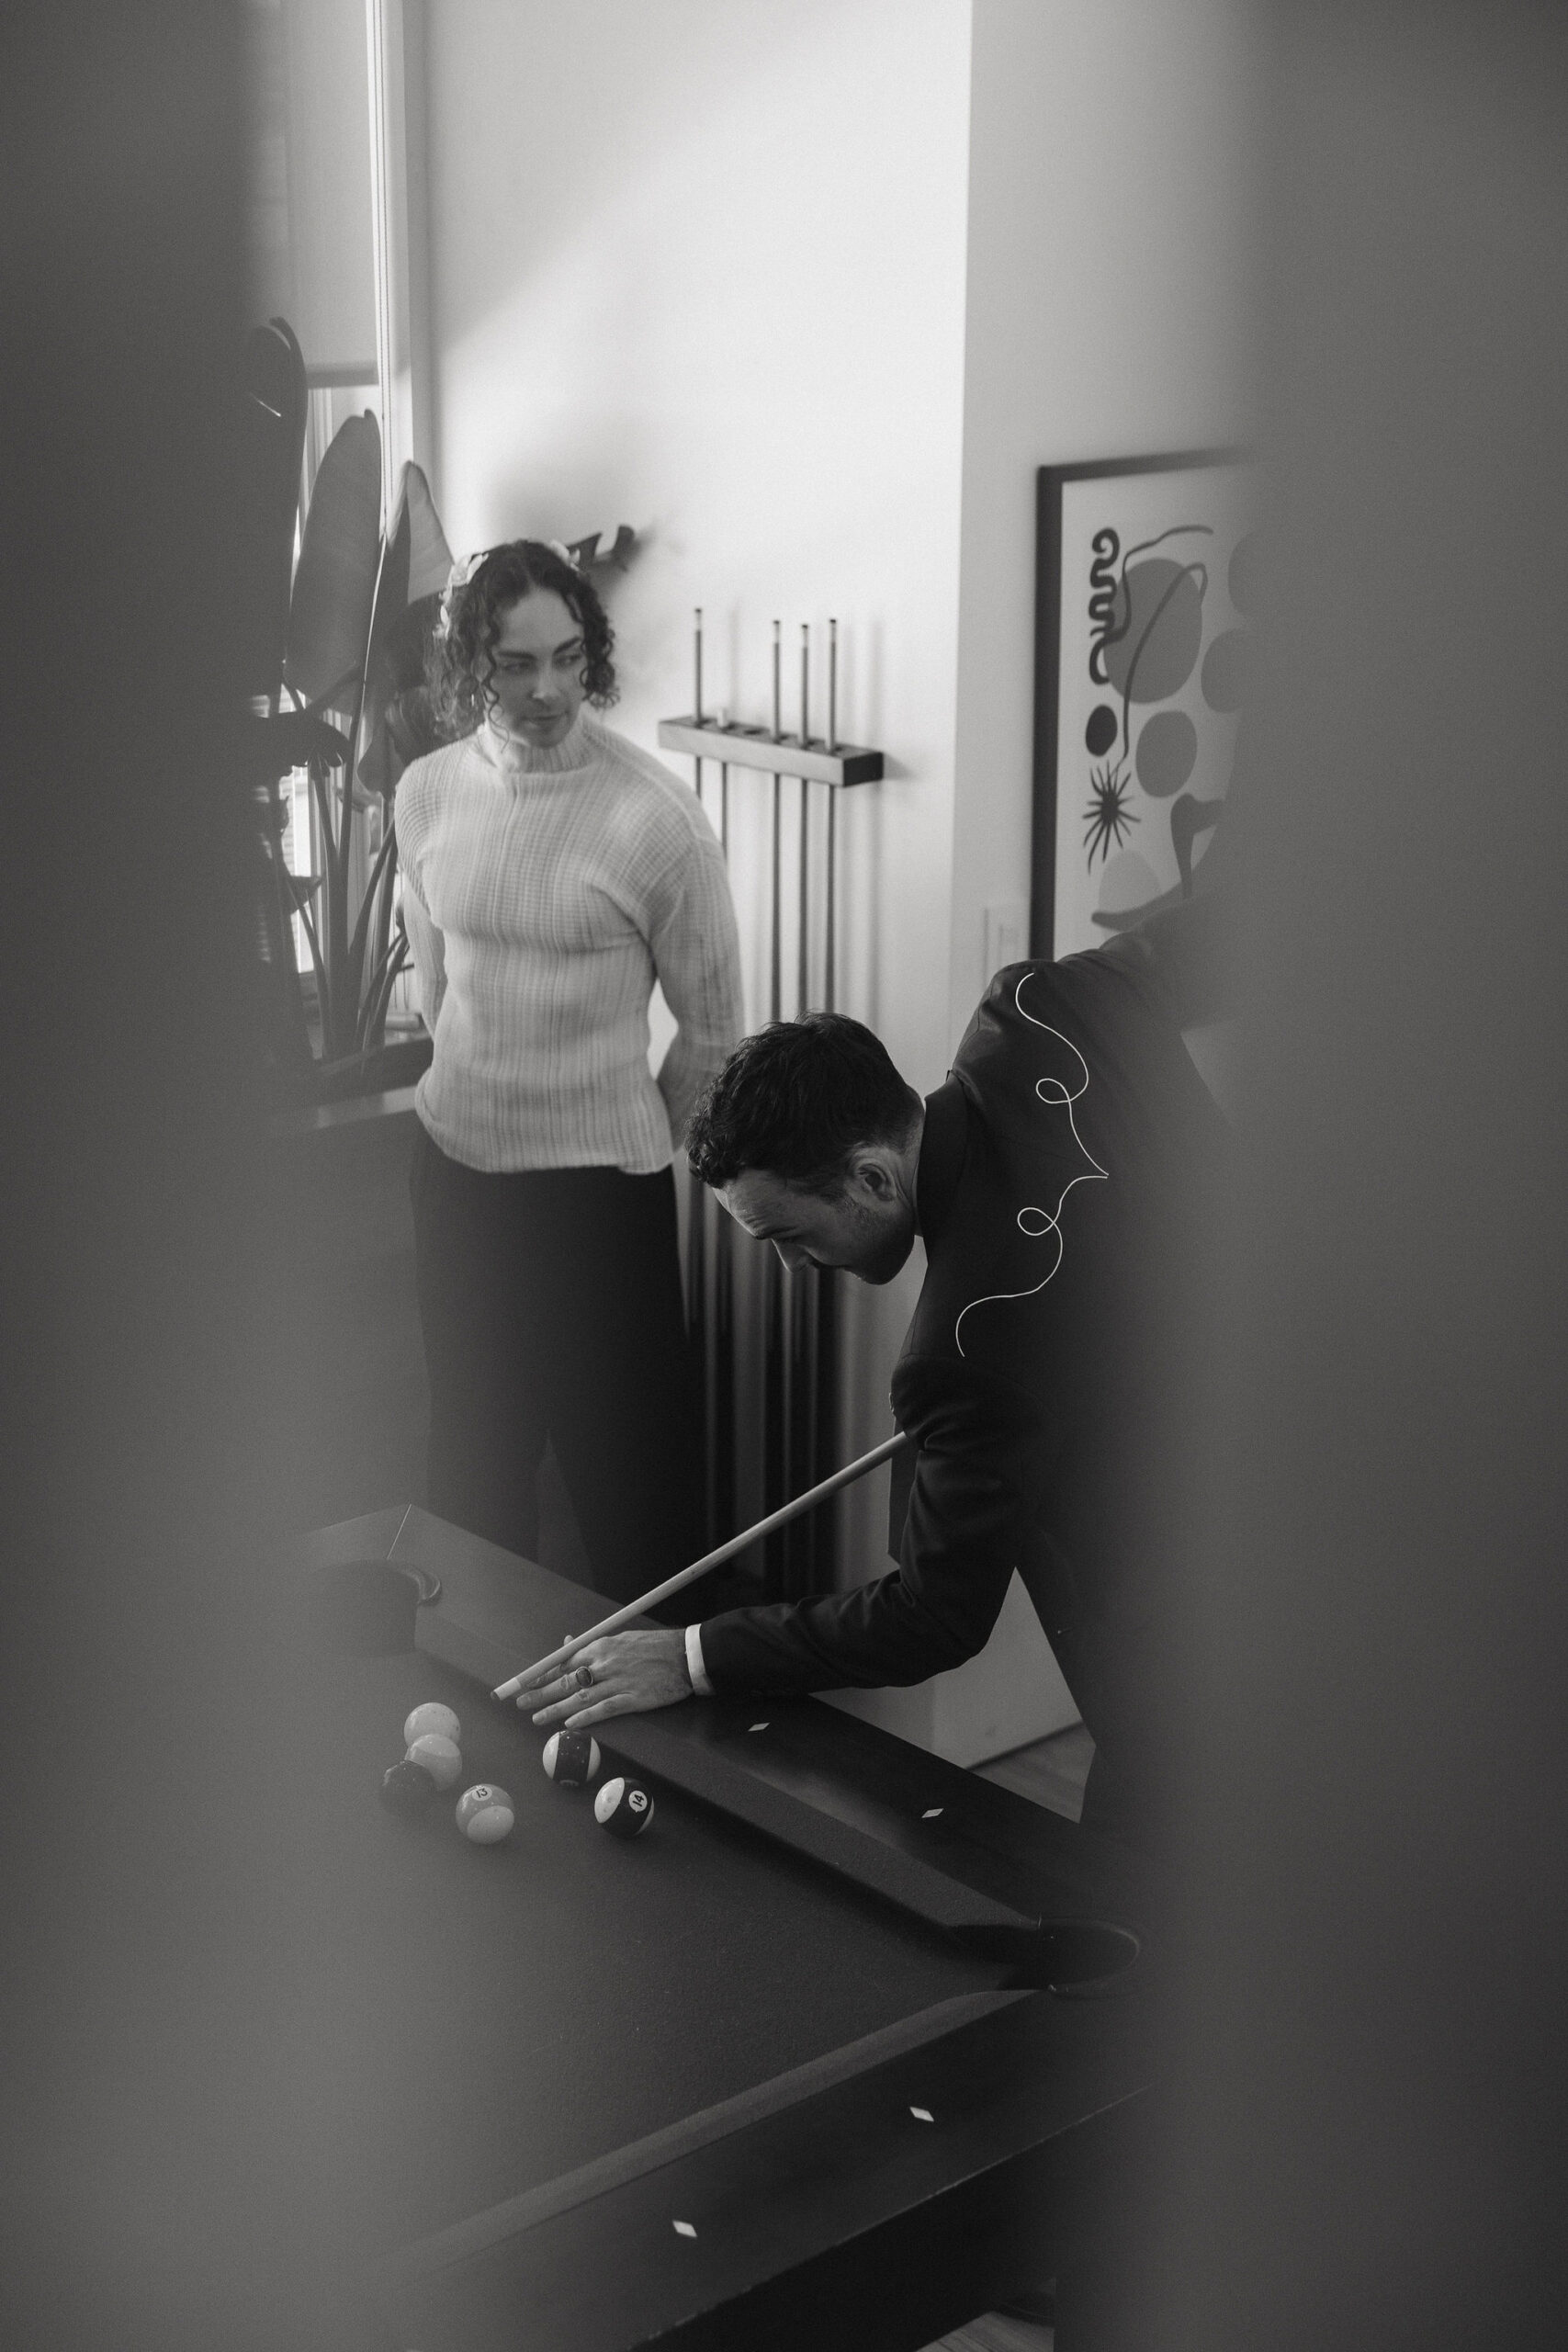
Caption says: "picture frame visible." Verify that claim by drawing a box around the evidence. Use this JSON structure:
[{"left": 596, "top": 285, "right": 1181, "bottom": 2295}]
[{"left": 1031, "top": 449, "right": 1256, "bottom": 958}]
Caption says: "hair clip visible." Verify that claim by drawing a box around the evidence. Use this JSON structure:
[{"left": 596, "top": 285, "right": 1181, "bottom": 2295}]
[{"left": 435, "top": 549, "right": 487, "bottom": 641}]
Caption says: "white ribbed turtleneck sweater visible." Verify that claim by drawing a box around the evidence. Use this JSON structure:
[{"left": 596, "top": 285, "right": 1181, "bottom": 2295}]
[{"left": 395, "top": 711, "right": 743, "bottom": 1173}]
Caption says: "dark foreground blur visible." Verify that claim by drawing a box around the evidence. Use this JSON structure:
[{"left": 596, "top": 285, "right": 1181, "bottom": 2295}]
[{"left": 2, "top": 6, "right": 1564, "bottom": 2349}]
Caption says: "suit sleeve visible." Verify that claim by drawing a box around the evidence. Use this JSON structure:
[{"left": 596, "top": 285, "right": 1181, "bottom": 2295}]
[{"left": 696, "top": 1359, "right": 1054, "bottom": 1696}]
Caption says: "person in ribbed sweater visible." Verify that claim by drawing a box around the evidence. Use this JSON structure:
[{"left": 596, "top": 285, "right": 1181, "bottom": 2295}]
[{"left": 394, "top": 538, "right": 742, "bottom": 1600}]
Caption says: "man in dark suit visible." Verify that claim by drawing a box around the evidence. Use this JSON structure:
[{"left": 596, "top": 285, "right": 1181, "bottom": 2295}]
[{"left": 521, "top": 907, "right": 1231, "bottom": 1849}]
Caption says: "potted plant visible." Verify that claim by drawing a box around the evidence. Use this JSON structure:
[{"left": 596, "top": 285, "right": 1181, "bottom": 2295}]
[
  {"left": 265, "top": 409, "right": 452, "bottom": 1103},
  {"left": 244, "top": 322, "right": 638, "bottom": 1109}
]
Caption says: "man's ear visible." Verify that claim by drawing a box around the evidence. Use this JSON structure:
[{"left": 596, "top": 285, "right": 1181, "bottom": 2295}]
[{"left": 846, "top": 1147, "right": 897, "bottom": 1203}]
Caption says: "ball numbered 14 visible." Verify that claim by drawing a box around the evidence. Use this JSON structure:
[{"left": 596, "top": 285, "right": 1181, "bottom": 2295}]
[
  {"left": 593, "top": 1777, "right": 653, "bottom": 1839},
  {"left": 455, "top": 1784, "right": 515, "bottom": 1845}
]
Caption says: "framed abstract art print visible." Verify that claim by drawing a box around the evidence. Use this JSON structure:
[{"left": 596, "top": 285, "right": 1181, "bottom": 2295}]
[{"left": 1031, "top": 450, "right": 1256, "bottom": 958}]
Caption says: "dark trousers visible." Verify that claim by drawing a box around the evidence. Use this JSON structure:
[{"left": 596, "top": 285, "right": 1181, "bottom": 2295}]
[{"left": 409, "top": 1125, "right": 700, "bottom": 1603}]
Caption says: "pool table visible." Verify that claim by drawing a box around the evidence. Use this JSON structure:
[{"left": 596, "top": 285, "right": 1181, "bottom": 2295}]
[{"left": 291, "top": 1504, "right": 1157, "bottom": 2352}]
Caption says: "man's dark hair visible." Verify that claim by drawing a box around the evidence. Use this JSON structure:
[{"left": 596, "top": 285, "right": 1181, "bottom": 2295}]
[{"left": 687, "top": 1012, "right": 920, "bottom": 1193}]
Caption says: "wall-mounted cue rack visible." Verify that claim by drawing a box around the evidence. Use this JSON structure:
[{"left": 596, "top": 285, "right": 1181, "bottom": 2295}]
[
  {"left": 658, "top": 717, "right": 884, "bottom": 785},
  {"left": 660, "top": 615, "right": 887, "bottom": 1604}
]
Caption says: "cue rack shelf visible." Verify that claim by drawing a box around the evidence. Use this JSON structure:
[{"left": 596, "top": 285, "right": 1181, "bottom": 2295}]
[{"left": 656, "top": 717, "right": 884, "bottom": 788}]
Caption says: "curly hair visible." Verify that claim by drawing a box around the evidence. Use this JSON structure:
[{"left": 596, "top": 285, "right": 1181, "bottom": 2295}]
[
  {"left": 686, "top": 1013, "right": 921, "bottom": 1194},
  {"left": 428, "top": 539, "right": 618, "bottom": 735}
]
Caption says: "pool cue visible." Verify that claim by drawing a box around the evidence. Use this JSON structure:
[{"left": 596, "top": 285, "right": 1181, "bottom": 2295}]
[
  {"left": 826, "top": 617, "right": 838, "bottom": 756},
  {"left": 491, "top": 1429, "right": 912, "bottom": 1699},
  {"left": 769, "top": 618, "right": 783, "bottom": 1013},
  {"left": 763, "top": 620, "right": 786, "bottom": 1577},
  {"left": 825, "top": 620, "right": 839, "bottom": 1011},
  {"left": 686, "top": 611, "right": 709, "bottom": 1518},
  {"left": 714, "top": 723, "right": 734, "bottom": 1547},
  {"left": 786, "top": 623, "right": 813, "bottom": 1589},
  {"left": 796, "top": 623, "right": 811, "bottom": 1009},
  {"left": 690, "top": 608, "right": 705, "bottom": 819},
  {"left": 809, "top": 618, "right": 843, "bottom": 1586}
]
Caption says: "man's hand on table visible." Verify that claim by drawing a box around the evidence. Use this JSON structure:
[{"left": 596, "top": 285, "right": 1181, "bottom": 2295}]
[{"left": 519, "top": 1628, "right": 693, "bottom": 1729}]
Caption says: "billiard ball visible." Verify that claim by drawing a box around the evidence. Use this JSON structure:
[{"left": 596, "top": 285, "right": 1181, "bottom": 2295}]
[
  {"left": 542, "top": 1728, "right": 600, "bottom": 1788},
  {"left": 455, "top": 1784, "right": 515, "bottom": 1845},
  {"left": 593, "top": 1777, "right": 653, "bottom": 1838},
  {"left": 403, "top": 1701, "right": 461, "bottom": 1748},
  {"left": 379, "top": 1758, "right": 438, "bottom": 1815},
  {"left": 405, "top": 1731, "right": 462, "bottom": 1791}
]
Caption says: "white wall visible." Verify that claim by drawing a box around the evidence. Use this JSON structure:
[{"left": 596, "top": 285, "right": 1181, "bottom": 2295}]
[{"left": 950, "top": 0, "right": 1258, "bottom": 1035}]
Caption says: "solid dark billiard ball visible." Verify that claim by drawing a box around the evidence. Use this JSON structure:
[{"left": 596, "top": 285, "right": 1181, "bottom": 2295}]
[
  {"left": 455, "top": 1784, "right": 515, "bottom": 1845},
  {"left": 380, "top": 1758, "right": 438, "bottom": 1815},
  {"left": 403, "top": 1701, "right": 461, "bottom": 1748},
  {"left": 542, "top": 1728, "right": 601, "bottom": 1788},
  {"left": 593, "top": 1777, "right": 653, "bottom": 1838},
  {"left": 405, "top": 1731, "right": 463, "bottom": 1791}
]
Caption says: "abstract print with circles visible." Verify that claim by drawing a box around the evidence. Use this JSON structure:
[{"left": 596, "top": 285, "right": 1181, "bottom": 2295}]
[{"left": 1035, "top": 454, "right": 1256, "bottom": 958}]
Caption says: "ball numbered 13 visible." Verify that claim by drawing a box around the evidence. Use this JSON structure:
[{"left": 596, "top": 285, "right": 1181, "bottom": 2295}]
[{"left": 455, "top": 1784, "right": 515, "bottom": 1845}]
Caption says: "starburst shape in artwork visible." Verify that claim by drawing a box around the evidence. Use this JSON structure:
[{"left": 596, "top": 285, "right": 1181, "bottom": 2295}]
[{"left": 1083, "top": 763, "right": 1138, "bottom": 869}]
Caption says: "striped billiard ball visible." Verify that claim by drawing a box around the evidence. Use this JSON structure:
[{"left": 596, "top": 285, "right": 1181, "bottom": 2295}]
[
  {"left": 593, "top": 1777, "right": 653, "bottom": 1838},
  {"left": 455, "top": 1784, "right": 515, "bottom": 1845},
  {"left": 542, "top": 1729, "right": 600, "bottom": 1788}
]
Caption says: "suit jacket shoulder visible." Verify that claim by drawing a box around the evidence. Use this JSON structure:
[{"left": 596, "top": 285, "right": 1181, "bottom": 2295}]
[{"left": 899, "top": 953, "right": 1227, "bottom": 1414}]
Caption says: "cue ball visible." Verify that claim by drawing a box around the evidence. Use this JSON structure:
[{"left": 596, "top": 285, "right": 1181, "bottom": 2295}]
[
  {"left": 455, "top": 1784, "right": 515, "bottom": 1845},
  {"left": 405, "top": 1731, "right": 462, "bottom": 1791},
  {"left": 403, "top": 1701, "right": 461, "bottom": 1748},
  {"left": 594, "top": 1777, "right": 653, "bottom": 1838},
  {"left": 379, "top": 1758, "right": 438, "bottom": 1815},
  {"left": 542, "top": 1729, "right": 600, "bottom": 1787}
]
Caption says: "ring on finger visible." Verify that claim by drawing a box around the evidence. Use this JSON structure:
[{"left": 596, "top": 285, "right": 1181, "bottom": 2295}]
[{"left": 575, "top": 1663, "right": 594, "bottom": 1690}]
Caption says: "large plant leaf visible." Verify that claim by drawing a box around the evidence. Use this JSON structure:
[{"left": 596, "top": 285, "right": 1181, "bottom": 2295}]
[
  {"left": 357, "top": 466, "right": 449, "bottom": 796},
  {"left": 402, "top": 462, "right": 453, "bottom": 605},
  {"left": 240, "top": 707, "right": 348, "bottom": 784},
  {"left": 365, "top": 488, "right": 412, "bottom": 696},
  {"left": 238, "top": 318, "right": 307, "bottom": 700},
  {"left": 284, "top": 412, "right": 382, "bottom": 709},
  {"left": 359, "top": 925, "right": 412, "bottom": 1056},
  {"left": 344, "top": 816, "right": 401, "bottom": 1017},
  {"left": 359, "top": 621, "right": 446, "bottom": 799}
]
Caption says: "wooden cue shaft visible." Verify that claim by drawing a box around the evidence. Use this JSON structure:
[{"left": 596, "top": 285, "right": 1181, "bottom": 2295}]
[
  {"left": 692, "top": 607, "right": 703, "bottom": 801},
  {"left": 491, "top": 1430, "right": 912, "bottom": 1699}
]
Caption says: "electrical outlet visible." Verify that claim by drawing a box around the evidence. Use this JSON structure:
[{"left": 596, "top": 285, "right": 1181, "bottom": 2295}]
[{"left": 983, "top": 900, "right": 1030, "bottom": 978}]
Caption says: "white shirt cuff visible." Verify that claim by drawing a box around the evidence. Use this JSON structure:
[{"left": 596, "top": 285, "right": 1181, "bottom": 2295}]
[{"left": 684, "top": 1621, "right": 714, "bottom": 1697}]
